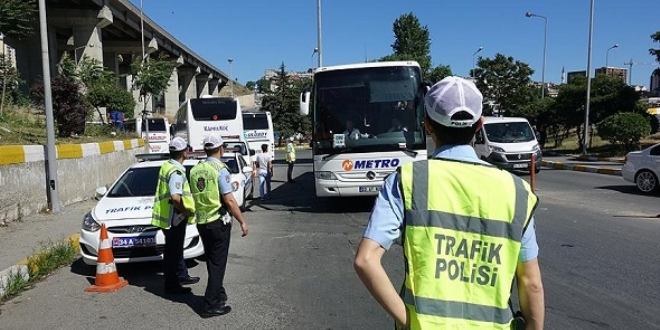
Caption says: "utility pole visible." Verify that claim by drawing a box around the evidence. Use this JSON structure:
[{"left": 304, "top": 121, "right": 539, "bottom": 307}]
[
  {"left": 316, "top": 0, "right": 322, "bottom": 67},
  {"left": 583, "top": 0, "right": 595, "bottom": 155},
  {"left": 38, "top": 0, "right": 60, "bottom": 212}
]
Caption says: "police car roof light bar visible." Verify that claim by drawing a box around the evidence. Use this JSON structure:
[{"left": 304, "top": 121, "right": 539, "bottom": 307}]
[{"left": 135, "top": 153, "right": 170, "bottom": 162}]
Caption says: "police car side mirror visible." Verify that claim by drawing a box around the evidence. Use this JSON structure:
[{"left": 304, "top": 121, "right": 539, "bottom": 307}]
[
  {"left": 249, "top": 149, "right": 256, "bottom": 156},
  {"left": 243, "top": 166, "right": 253, "bottom": 174},
  {"left": 95, "top": 186, "right": 107, "bottom": 199}
]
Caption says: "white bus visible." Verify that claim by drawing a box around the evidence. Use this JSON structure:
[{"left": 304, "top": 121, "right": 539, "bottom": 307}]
[
  {"left": 242, "top": 111, "right": 275, "bottom": 161},
  {"left": 173, "top": 96, "right": 253, "bottom": 164},
  {"left": 124, "top": 117, "right": 171, "bottom": 154},
  {"left": 300, "top": 61, "right": 429, "bottom": 198}
]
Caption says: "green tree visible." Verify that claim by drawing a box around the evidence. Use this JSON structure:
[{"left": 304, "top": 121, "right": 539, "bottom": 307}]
[
  {"left": 380, "top": 12, "right": 452, "bottom": 82},
  {"left": 473, "top": 53, "right": 535, "bottom": 116},
  {"left": 245, "top": 81, "right": 256, "bottom": 90},
  {"left": 0, "top": 0, "right": 37, "bottom": 40},
  {"left": 650, "top": 31, "right": 660, "bottom": 63},
  {"left": 130, "top": 52, "right": 175, "bottom": 115},
  {"left": 261, "top": 63, "right": 310, "bottom": 139},
  {"left": 256, "top": 77, "right": 271, "bottom": 93},
  {"left": 597, "top": 112, "right": 651, "bottom": 152},
  {"left": 0, "top": 54, "right": 22, "bottom": 116}
]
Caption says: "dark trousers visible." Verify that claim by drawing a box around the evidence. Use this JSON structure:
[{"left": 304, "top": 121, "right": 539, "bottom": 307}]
[
  {"left": 162, "top": 218, "right": 189, "bottom": 287},
  {"left": 287, "top": 161, "right": 295, "bottom": 181},
  {"left": 197, "top": 220, "right": 232, "bottom": 308}
]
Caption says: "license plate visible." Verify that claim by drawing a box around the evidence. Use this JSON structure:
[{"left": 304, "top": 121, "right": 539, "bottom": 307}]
[
  {"left": 513, "top": 163, "right": 528, "bottom": 169},
  {"left": 112, "top": 235, "right": 156, "bottom": 248},
  {"left": 359, "top": 186, "right": 382, "bottom": 193}
]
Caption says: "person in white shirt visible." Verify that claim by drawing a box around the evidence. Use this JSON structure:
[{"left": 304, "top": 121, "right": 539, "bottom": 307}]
[
  {"left": 343, "top": 120, "right": 361, "bottom": 140},
  {"left": 255, "top": 144, "right": 273, "bottom": 200}
]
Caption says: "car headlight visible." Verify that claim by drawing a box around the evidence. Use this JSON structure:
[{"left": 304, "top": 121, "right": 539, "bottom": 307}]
[
  {"left": 489, "top": 146, "right": 505, "bottom": 153},
  {"left": 231, "top": 181, "right": 240, "bottom": 192},
  {"left": 82, "top": 212, "right": 101, "bottom": 232},
  {"left": 532, "top": 144, "right": 541, "bottom": 153},
  {"left": 316, "top": 171, "right": 337, "bottom": 180}
]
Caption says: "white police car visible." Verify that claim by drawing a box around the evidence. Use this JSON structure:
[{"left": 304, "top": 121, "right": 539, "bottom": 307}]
[{"left": 79, "top": 152, "right": 254, "bottom": 265}]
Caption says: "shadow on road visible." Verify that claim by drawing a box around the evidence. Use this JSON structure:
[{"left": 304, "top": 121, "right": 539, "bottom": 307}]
[
  {"left": 595, "top": 185, "right": 658, "bottom": 196},
  {"left": 70, "top": 257, "right": 206, "bottom": 316}
]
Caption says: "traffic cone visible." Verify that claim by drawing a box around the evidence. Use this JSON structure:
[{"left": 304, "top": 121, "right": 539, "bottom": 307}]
[{"left": 85, "top": 223, "right": 128, "bottom": 292}]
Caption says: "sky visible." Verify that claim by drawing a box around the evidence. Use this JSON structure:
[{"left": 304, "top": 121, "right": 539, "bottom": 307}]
[{"left": 130, "top": 0, "right": 660, "bottom": 88}]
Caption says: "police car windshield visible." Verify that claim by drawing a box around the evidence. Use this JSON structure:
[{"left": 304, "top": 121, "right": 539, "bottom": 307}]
[{"left": 107, "top": 165, "right": 194, "bottom": 197}]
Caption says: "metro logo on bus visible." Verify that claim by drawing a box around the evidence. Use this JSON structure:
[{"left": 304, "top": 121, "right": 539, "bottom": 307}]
[
  {"left": 342, "top": 159, "right": 400, "bottom": 171},
  {"left": 204, "top": 125, "right": 229, "bottom": 132},
  {"left": 244, "top": 131, "right": 268, "bottom": 139}
]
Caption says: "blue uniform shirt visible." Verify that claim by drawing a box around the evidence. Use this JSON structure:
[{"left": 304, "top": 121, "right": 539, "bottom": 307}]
[
  {"left": 168, "top": 159, "right": 186, "bottom": 196},
  {"left": 364, "top": 144, "right": 539, "bottom": 262},
  {"left": 206, "top": 157, "right": 234, "bottom": 195}
]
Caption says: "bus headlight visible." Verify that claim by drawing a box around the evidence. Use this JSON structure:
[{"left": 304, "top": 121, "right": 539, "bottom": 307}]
[{"left": 316, "top": 171, "right": 337, "bottom": 180}]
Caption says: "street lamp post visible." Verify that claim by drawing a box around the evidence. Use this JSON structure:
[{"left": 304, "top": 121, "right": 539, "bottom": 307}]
[
  {"left": 526, "top": 11, "right": 548, "bottom": 99},
  {"left": 605, "top": 44, "right": 619, "bottom": 67},
  {"left": 228, "top": 58, "right": 234, "bottom": 98},
  {"left": 316, "top": 0, "right": 322, "bottom": 67},
  {"left": 472, "top": 46, "right": 483, "bottom": 78},
  {"left": 140, "top": 0, "right": 145, "bottom": 63},
  {"left": 583, "top": 0, "right": 595, "bottom": 155}
]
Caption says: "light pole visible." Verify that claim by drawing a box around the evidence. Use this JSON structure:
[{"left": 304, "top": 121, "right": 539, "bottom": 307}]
[
  {"left": 316, "top": 0, "right": 322, "bottom": 67},
  {"left": 472, "top": 46, "right": 483, "bottom": 78},
  {"left": 605, "top": 44, "right": 619, "bottom": 67},
  {"left": 583, "top": 0, "right": 595, "bottom": 155},
  {"left": 228, "top": 58, "right": 234, "bottom": 97},
  {"left": 311, "top": 47, "right": 318, "bottom": 71},
  {"left": 140, "top": 0, "right": 145, "bottom": 63},
  {"left": 526, "top": 11, "right": 548, "bottom": 99}
]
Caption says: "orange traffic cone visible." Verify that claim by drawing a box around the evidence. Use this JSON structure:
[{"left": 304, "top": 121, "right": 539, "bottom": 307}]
[{"left": 85, "top": 223, "right": 128, "bottom": 292}]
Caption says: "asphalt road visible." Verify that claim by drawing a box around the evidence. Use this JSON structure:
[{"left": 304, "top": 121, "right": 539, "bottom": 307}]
[{"left": 0, "top": 150, "right": 658, "bottom": 329}]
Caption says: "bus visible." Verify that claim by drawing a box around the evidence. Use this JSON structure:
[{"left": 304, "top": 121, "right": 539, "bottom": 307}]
[
  {"left": 242, "top": 110, "right": 275, "bottom": 161},
  {"left": 124, "top": 117, "right": 171, "bottom": 154},
  {"left": 173, "top": 96, "right": 253, "bottom": 164},
  {"left": 299, "top": 61, "right": 429, "bottom": 198}
]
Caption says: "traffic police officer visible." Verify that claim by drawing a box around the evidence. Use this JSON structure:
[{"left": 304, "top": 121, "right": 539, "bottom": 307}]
[
  {"left": 190, "top": 134, "right": 249, "bottom": 318},
  {"left": 152, "top": 137, "right": 200, "bottom": 295},
  {"left": 354, "top": 77, "right": 545, "bottom": 330}
]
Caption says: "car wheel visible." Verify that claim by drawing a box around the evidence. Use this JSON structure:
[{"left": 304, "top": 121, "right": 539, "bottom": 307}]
[
  {"left": 534, "top": 167, "right": 541, "bottom": 174},
  {"left": 635, "top": 170, "right": 658, "bottom": 194}
]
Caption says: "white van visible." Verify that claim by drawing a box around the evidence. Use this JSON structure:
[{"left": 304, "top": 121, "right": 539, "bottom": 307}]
[
  {"left": 473, "top": 116, "right": 542, "bottom": 173},
  {"left": 124, "top": 117, "right": 171, "bottom": 154}
]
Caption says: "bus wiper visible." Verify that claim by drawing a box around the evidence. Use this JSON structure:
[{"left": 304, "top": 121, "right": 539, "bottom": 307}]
[
  {"left": 390, "top": 144, "right": 418, "bottom": 158},
  {"left": 322, "top": 148, "right": 353, "bottom": 160}
]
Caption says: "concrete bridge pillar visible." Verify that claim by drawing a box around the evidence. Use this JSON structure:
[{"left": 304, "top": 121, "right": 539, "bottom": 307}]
[
  {"left": 179, "top": 66, "right": 200, "bottom": 101},
  {"left": 197, "top": 73, "right": 210, "bottom": 97},
  {"left": 164, "top": 57, "right": 184, "bottom": 117},
  {"left": 57, "top": 6, "right": 113, "bottom": 65},
  {"left": 208, "top": 78, "right": 220, "bottom": 96}
]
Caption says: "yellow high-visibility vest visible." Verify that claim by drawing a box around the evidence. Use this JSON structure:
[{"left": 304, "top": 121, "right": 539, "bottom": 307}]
[
  {"left": 151, "top": 162, "right": 195, "bottom": 229},
  {"left": 398, "top": 159, "right": 538, "bottom": 330}
]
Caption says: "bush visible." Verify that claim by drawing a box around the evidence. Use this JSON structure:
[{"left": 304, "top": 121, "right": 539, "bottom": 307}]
[
  {"left": 30, "top": 76, "right": 88, "bottom": 137},
  {"left": 597, "top": 112, "right": 651, "bottom": 151}
]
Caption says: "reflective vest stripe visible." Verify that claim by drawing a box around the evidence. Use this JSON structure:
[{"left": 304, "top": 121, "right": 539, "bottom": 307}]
[
  {"left": 402, "top": 288, "right": 511, "bottom": 324},
  {"left": 404, "top": 210, "right": 525, "bottom": 241}
]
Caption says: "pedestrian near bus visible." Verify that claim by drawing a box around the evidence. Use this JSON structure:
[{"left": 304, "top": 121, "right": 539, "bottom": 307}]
[
  {"left": 189, "top": 134, "right": 249, "bottom": 318},
  {"left": 151, "top": 137, "right": 200, "bottom": 295},
  {"left": 255, "top": 143, "right": 273, "bottom": 200},
  {"left": 354, "top": 76, "right": 545, "bottom": 330},
  {"left": 285, "top": 136, "right": 296, "bottom": 183}
]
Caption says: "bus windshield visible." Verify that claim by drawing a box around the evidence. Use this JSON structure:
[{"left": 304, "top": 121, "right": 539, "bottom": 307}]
[
  {"left": 190, "top": 98, "right": 237, "bottom": 121},
  {"left": 243, "top": 113, "right": 269, "bottom": 130},
  {"left": 141, "top": 118, "right": 166, "bottom": 132},
  {"left": 312, "top": 65, "right": 426, "bottom": 154}
]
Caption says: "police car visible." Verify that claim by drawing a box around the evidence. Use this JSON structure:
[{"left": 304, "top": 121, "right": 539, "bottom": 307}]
[{"left": 79, "top": 152, "right": 254, "bottom": 265}]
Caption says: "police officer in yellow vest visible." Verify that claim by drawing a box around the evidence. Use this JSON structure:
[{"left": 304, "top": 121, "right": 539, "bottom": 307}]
[
  {"left": 152, "top": 137, "right": 200, "bottom": 295},
  {"left": 354, "top": 76, "right": 545, "bottom": 330},
  {"left": 189, "top": 134, "right": 249, "bottom": 318}
]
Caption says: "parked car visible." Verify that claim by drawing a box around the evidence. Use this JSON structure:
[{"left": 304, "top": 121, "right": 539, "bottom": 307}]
[
  {"left": 79, "top": 152, "right": 254, "bottom": 265},
  {"left": 622, "top": 143, "right": 660, "bottom": 194}
]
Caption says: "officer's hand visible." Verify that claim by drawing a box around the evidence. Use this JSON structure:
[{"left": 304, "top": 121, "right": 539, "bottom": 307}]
[{"left": 240, "top": 223, "right": 249, "bottom": 237}]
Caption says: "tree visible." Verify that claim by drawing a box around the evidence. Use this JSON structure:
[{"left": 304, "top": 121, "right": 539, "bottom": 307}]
[
  {"left": 30, "top": 76, "right": 87, "bottom": 137},
  {"left": 261, "top": 63, "right": 310, "bottom": 140},
  {"left": 245, "top": 81, "right": 256, "bottom": 90},
  {"left": 380, "top": 12, "right": 451, "bottom": 82},
  {"left": 597, "top": 112, "right": 651, "bottom": 152},
  {"left": 256, "top": 77, "right": 271, "bottom": 93},
  {"left": 650, "top": 31, "right": 660, "bottom": 63},
  {"left": 0, "top": 0, "right": 37, "bottom": 40},
  {"left": 0, "top": 54, "right": 21, "bottom": 116},
  {"left": 130, "top": 52, "right": 175, "bottom": 115},
  {"left": 473, "top": 53, "right": 535, "bottom": 116}
]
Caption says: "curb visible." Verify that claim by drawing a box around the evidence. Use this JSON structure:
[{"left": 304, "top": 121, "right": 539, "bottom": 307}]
[
  {"left": 540, "top": 160, "right": 622, "bottom": 176},
  {"left": 276, "top": 146, "right": 311, "bottom": 151},
  {"left": 575, "top": 155, "right": 625, "bottom": 163},
  {"left": 0, "top": 233, "right": 80, "bottom": 299},
  {"left": 0, "top": 139, "right": 145, "bottom": 165}
]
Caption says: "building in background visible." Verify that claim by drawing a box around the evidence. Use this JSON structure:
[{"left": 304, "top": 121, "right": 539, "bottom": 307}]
[{"left": 595, "top": 66, "right": 628, "bottom": 84}]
